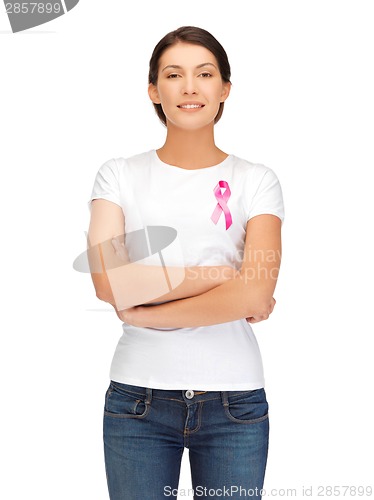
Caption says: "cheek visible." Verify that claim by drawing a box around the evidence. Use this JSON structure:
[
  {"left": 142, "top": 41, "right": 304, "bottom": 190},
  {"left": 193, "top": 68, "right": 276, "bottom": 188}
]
[
  {"left": 201, "top": 80, "right": 224, "bottom": 98},
  {"left": 158, "top": 89, "right": 178, "bottom": 109},
  {"left": 203, "top": 83, "right": 223, "bottom": 103}
]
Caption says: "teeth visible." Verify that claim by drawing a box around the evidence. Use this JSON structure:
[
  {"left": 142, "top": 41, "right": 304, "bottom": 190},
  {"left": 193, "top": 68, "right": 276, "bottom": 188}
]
[{"left": 180, "top": 104, "right": 203, "bottom": 109}]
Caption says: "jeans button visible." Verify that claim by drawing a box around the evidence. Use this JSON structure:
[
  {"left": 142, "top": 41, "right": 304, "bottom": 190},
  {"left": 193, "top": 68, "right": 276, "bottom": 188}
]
[{"left": 185, "top": 390, "right": 194, "bottom": 399}]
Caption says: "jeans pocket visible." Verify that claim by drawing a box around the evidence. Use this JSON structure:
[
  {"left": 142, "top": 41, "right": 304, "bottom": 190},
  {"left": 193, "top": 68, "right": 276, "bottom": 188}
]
[
  {"left": 104, "top": 381, "right": 150, "bottom": 419},
  {"left": 223, "top": 388, "right": 269, "bottom": 424}
]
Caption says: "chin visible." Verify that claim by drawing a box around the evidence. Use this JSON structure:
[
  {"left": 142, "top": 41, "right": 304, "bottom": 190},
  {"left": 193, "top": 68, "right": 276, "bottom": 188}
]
[{"left": 168, "top": 117, "right": 215, "bottom": 131}]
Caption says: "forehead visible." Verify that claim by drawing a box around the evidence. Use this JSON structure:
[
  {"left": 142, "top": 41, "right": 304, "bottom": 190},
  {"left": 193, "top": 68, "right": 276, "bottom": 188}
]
[{"left": 159, "top": 42, "right": 218, "bottom": 68}]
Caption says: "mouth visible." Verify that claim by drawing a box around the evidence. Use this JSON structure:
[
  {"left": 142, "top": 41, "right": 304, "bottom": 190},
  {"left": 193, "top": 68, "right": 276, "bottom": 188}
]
[{"left": 177, "top": 103, "right": 205, "bottom": 109}]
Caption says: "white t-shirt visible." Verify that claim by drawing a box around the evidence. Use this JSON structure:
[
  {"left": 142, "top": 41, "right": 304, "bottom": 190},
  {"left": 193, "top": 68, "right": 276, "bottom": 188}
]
[{"left": 88, "top": 149, "right": 285, "bottom": 390}]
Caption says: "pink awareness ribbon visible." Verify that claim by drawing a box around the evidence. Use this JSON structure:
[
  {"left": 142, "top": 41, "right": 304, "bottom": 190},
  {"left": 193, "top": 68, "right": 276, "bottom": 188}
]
[{"left": 210, "top": 180, "right": 232, "bottom": 230}]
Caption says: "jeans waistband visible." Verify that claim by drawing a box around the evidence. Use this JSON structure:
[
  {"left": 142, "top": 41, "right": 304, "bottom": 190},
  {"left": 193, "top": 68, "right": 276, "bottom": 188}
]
[{"left": 110, "top": 381, "right": 257, "bottom": 405}]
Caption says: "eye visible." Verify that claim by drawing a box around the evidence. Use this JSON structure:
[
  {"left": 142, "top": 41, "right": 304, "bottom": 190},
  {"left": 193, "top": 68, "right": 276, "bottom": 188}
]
[
  {"left": 199, "top": 72, "right": 212, "bottom": 77},
  {"left": 167, "top": 74, "right": 179, "bottom": 78}
]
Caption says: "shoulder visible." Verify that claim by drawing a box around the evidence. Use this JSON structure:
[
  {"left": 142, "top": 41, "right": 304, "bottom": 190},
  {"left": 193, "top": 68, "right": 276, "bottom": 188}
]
[
  {"left": 232, "top": 153, "right": 274, "bottom": 174},
  {"left": 113, "top": 150, "right": 153, "bottom": 171},
  {"left": 231, "top": 154, "right": 279, "bottom": 182}
]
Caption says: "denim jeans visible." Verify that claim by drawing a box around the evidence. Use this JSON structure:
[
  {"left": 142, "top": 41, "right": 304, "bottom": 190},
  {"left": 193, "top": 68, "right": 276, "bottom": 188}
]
[{"left": 103, "top": 381, "right": 269, "bottom": 500}]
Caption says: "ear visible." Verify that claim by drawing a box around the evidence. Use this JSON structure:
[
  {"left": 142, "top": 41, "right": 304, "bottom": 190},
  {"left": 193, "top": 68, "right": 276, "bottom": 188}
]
[
  {"left": 148, "top": 83, "right": 161, "bottom": 104},
  {"left": 220, "top": 81, "right": 231, "bottom": 103}
]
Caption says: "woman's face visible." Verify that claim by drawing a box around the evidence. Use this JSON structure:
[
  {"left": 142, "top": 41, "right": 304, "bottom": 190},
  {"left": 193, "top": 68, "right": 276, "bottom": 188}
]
[{"left": 148, "top": 42, "right": 231, "bottom": 130}]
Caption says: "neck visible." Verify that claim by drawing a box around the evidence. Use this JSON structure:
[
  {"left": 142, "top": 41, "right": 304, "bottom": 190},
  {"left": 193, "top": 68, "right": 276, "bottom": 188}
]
[{"left": 157, "top": 122, "right": 228, "bottom": 169}]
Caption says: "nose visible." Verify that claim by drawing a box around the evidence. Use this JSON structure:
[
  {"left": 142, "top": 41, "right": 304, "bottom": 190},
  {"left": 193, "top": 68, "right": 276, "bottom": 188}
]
[{"left": 181, "top": 75, "right": 198, "bottom": 95}]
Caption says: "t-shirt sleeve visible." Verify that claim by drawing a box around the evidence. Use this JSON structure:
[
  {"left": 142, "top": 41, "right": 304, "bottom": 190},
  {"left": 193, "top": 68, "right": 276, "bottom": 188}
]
[
  {"left": 87, "top": 158, "right": 121, "bottom": 213},
  {"left": 247, "top": 166, "right": 285, "bottom": 225}
]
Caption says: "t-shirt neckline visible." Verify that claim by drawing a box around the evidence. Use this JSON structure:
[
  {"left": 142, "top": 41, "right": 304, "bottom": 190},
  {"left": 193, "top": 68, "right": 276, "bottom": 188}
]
[{"left": 151, "top": 149, "right": 233, "bottom": 172}]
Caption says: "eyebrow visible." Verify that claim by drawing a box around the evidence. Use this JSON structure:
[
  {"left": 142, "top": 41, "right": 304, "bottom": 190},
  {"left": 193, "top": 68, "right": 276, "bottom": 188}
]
[{"left": 161, "top": 62, "right": 218, "bottom": 72}]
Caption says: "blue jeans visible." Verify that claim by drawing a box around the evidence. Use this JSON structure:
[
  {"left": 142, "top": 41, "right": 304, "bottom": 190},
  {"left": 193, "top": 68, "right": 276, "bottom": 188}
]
[{"left": 103, "top": 381, "right": 269, "bottom": 499}]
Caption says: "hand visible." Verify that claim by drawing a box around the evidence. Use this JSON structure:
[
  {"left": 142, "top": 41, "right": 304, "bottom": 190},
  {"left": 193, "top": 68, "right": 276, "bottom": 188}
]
[
  {"left": 113, "top": 304, "right": 144, "bottom": 327},
  {"left": 246, "top": 297, "right": 276, "bottom": 324},
  {"left": 111, "top": 235, "right": 130, "bottom": 263}
]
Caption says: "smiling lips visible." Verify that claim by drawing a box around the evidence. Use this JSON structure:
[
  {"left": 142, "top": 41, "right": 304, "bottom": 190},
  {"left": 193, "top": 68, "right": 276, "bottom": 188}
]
[{"left": 177, "top": 102, "right": 205, "bottom": 111}]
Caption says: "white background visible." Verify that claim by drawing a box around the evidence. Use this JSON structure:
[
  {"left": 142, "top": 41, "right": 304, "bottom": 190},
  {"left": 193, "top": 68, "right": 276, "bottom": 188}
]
[{"left": 1, "top": 1, "right": 373, "bottom": 498}]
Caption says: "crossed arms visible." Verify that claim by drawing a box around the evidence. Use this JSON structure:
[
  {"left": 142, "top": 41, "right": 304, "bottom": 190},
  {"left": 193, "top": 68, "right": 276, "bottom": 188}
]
[{"left": 87, "top": 199, "right": 282, "bottom": 328}]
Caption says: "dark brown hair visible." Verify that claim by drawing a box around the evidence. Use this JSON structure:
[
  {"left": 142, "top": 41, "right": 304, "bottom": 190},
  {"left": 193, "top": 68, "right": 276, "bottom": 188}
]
[{"left": 148, "top": 26, "right": 232, "bottom": 127}]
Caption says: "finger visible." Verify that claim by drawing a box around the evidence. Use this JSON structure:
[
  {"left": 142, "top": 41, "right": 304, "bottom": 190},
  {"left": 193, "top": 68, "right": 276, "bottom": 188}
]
[
  {"left": 111, "top": 238, "right": 128, "bottom": 261},
  {"left": 111, "top": 238, "right": 120, "bottom": 252},
  {"left": 248, "top": 316, "right": 260, "bottom": 323}
]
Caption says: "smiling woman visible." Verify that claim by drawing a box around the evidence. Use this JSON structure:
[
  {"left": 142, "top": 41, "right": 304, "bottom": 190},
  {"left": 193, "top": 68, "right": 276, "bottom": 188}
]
[
  {"left": 87, "top": 25, "right": 285, "bottom": 500},
  {"left": 148, "top": 27, "right": 232, "bottom": 134},
  {"left": 147, "top": 41, "right": 231, "bottom": 140}
]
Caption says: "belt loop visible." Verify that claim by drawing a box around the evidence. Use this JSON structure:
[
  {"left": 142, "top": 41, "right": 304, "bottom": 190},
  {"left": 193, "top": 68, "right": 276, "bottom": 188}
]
[
  {"left": 145, "top": 387, "right": 152, "bottom": 405},
  {"left": 221, "top": 391, "right": 229, "bottom": 407}
]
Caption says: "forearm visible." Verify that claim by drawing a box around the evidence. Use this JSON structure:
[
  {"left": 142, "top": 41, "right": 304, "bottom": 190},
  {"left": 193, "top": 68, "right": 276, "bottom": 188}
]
[
  {"left": 98, "top": 261, "right": 237, "bottom": 309},
  {"left": 141, "top": 265, "right": 237, "bottom": 304},
  {"left": 92, "top": 237, "right": 238, "bottom": 309},
  {"left": 132, "top": 274, "right": 271, "bottom": 328}
]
